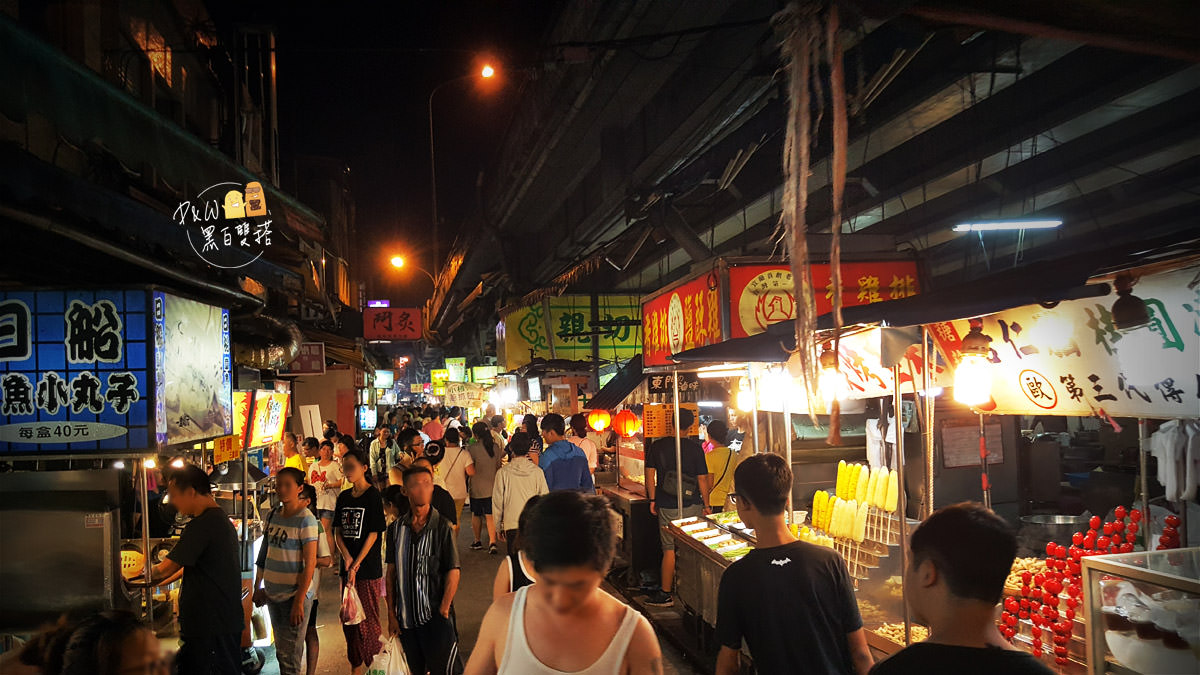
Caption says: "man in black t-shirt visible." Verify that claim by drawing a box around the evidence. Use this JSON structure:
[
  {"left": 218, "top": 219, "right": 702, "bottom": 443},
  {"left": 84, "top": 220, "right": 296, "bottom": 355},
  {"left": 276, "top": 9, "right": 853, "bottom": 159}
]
[
  {"left": 870, "top": 504, "right": 1055, "bottom": 675},
  {"left": 716, "top": 454, "right": 873, "bottom": 675},
  {"left": 644, "top": 408, "right": 711, "bottom": 607},
  {"left": 144, "top": 465, "right": 244, "bottom": 674}
]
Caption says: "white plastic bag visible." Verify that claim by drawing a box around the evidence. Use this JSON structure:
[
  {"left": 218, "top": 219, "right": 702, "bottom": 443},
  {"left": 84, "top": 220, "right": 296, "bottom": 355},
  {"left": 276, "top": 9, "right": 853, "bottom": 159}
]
[
  {"left": 366, "top": 636, "right": 410, "bottom": 675},
  {"left": 340, "top": 584, "right": 365, "bottom": 626}
]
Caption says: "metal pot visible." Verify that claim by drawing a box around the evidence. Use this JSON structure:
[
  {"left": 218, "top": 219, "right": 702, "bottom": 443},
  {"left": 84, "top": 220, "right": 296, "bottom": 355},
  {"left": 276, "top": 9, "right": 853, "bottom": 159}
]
[{"left": 1019, "top": 514, "right": 1090, "bottom": 552}]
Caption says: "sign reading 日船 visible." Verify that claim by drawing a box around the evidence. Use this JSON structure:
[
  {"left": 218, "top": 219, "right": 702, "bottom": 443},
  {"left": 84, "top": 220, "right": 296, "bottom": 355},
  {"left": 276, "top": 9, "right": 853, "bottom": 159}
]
[
  {"left": 0, "top": 289, "right": 232, "bottom": 455},
  {"left": 930, "top": 266, "right": 1200, "bottom": 419}
]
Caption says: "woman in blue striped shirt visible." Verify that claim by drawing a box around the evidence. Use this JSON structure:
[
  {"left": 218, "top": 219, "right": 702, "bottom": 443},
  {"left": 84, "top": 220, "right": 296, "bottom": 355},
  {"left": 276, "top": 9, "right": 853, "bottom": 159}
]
[{"left": 253, "top": 467, "right": 319, "bottom": 675}]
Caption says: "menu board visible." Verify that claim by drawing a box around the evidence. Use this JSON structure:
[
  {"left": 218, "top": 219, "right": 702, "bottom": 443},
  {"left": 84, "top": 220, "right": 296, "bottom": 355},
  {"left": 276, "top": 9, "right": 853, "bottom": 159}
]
[{"left": 247, "top": 390, "right": 290, "bottom": 447}]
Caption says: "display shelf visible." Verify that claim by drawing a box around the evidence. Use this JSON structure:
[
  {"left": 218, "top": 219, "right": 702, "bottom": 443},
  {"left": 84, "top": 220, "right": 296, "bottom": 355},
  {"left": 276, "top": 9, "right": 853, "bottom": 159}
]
[{"left": 1081, "top": 547, "right": 1200, "bottom": 675}]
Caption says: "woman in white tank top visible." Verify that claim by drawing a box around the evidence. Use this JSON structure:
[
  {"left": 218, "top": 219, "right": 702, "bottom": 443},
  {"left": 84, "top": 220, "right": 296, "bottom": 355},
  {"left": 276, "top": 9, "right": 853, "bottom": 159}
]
[
  {"left": 498, "top": 585, "right": 641, "bottom": 674},
  {"left": 464, "top": 491, "right": 662, "bottom": 675}
]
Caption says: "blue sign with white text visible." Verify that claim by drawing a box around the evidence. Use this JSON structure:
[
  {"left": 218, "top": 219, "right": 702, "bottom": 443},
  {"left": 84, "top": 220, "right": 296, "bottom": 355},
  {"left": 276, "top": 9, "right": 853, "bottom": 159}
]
[
  {"left": 0, "top": 290, "right": 152, "bottom": 453},
  {"left": 0, "top": 289, "right": 231, "bottom": 455}
]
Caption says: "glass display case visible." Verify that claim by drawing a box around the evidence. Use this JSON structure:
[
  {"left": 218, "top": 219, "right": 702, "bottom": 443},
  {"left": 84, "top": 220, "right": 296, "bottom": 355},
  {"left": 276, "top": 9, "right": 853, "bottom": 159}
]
[
  {"left": 617, "top": 434, "right": 647, "bottom": 493},
  {"left": 1082, "top": 547, "right": 1200, "bottom": 675}
]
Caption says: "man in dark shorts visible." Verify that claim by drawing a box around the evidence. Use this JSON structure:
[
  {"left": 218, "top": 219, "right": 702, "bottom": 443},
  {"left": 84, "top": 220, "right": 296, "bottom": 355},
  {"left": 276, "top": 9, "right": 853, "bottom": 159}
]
[
  {"left": 144, "top": 464, "right": 244, "bottom": 674},
  {"left": 715, "top": 454, "right": 873, "bottom": 675},
  {"left": 644, "top": 407, "right": 710, "bottom": 607},
  {"left": 870, "top": 503, "right": 1055, "bottom": 675}
]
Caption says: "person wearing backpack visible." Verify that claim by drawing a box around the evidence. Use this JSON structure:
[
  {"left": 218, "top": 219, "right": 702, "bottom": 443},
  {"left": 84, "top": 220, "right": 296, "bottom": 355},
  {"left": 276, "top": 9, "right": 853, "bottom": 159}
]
[
  {"left": 253, "top": 467, "right": 319, "bottom": 675},
  {"left": 644, "top": 408, "right": 711, "bottom": 607}
]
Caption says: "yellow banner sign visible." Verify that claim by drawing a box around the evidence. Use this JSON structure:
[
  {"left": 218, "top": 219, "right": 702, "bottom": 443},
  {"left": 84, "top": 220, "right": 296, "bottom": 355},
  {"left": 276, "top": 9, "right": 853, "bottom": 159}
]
[{"left": 213, "top": 435, "right": 240, "bottom": 464}]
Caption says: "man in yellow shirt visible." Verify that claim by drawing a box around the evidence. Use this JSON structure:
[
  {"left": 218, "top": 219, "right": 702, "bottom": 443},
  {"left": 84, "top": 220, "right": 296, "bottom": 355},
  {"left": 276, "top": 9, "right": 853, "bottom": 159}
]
[
  {"left": 705, "top": 420, "right": 738, "bottom": 512},
  {"left": 282, "top": 433, "right": 308, "bottom": 472}
]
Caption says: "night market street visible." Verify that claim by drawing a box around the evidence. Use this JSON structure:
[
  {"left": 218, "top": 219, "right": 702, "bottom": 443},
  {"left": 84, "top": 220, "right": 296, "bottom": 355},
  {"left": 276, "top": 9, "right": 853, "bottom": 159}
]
[{"left": 1, "top": 2, "right": 1198, "bottom": 675}]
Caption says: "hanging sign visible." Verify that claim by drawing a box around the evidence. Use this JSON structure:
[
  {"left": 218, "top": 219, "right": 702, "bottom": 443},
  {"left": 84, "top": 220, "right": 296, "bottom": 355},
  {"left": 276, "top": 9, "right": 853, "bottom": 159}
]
[
  {"left": 363, "top": 307, "right": 421, "bottom": 340},
  {"left": 232, "top": 391, "right": 252, "bottom": 450},
  {"left": 247, "top": 390, "right": 290, "bottom": 447},
  {"left": 471, "top": 366, "right": 498, "bottom": 384},
  {"left": 642, "top": 273, "right": 723, "bottom": 367},
  {"left": 498, "top": 295, "right": 641, "bottom": 371},
  {"left": 410, "top": 383, "right": 426, "bottom": 394},
  {"left": 445, "top": 382, "right": 489, "bottom": 408},
  {"left": 647, "top": 372, "right": 700, "bottom": 395},
  {"left": 930, "top": 266, "right": 1199, "bottom": 418},
  {"left": 213, "top": 434, "right": 239, "bottom": 464},
  {"left": 727, "top": 261, "right": 921, "bottom": 339},
  {"left": 445, "top": 357, "right": 467, "bottom": 382},
  {"left": 430, "top": 369, "right": 450, "bottom": 385},
  {"left": 278, "top": 342, "right": 325, "bottom": 376},
  {"left": 153, "top": 292, "right": 233, "bottom": 446}
]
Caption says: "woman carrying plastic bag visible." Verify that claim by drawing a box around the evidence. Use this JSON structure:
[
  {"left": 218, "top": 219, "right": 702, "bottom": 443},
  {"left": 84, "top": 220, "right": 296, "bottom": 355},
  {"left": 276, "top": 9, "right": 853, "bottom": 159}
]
[{"left": 366, "top": 635, "right": 410, "bottom": 675}]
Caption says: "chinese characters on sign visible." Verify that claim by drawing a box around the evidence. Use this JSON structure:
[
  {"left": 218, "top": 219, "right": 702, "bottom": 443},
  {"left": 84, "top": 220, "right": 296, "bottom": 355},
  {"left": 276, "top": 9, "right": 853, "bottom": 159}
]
[
  {"left": 363, "top": 307, "right": 422, "bottom": 340},
  {"left": 642, "top": 275, "right": 722, "bottom": 367},
  {"left": 930, "top": 265, "right": 1199, "bottom": 418},
  {"left": 279, "top": 342, "right": 326, "bottom": 376},
  {"left": 499, "top": 295, "right": 642, "bottom": 370},
  {"left": 646, "top": 372, "right": 701, "bottom": 395},
  {"left": 728, "top": 261, "right": 922, "bottom": 339},
  {"left": 0, "top": 291, "right": 155, "bottom": 452}
]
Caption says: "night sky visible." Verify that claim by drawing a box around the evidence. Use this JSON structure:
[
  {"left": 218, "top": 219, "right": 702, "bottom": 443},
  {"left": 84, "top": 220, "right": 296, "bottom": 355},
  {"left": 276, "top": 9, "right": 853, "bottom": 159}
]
[{"left": 252, "top": 1, "right": 559, "bottom": 305}]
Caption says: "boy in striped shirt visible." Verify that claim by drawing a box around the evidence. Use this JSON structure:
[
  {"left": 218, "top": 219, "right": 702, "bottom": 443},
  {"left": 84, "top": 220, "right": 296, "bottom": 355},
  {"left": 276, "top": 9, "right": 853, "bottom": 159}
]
[{"left": 254, "top": 467, "right": 319, "bottom": 675}]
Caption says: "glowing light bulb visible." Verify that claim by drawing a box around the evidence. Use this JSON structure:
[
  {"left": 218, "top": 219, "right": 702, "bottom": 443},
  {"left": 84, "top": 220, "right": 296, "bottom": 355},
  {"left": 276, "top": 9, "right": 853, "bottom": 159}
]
[
  {"left": 170, "top": 458, "right": 185, "bottom": 468},
  {"left": 144, "top": 458, "right": 157, "bottom": 469},
  {"left": 736, "top": 387, "right": 755, "bottom": 412},
  {"left": 481, "top": 65, "right": 495, "bottom": 78},
  {"left": 953, "top": 354, "right": 993, "bottom": 405},
  {"left": 819, "top": 367, "right": 846, "bottom": 404}
]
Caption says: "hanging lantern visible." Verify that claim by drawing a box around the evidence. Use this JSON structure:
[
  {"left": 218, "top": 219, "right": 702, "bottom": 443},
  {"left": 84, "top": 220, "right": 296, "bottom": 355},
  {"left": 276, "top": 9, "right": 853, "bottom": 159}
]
[
  {"left": 818, "top": 343, "right": 846, "bottom": 404},
  {"left": 613, "top": 409, "right": 642, "bottom": 438},
  {"left": 587, "top": 409, "right": 611, "bottom": 433},
  {"left": 1111, "top": 273, "right": 1171, "bottom": 387},
  {"left": 953, "top": 319, "right": 993, "bottom": 406}
]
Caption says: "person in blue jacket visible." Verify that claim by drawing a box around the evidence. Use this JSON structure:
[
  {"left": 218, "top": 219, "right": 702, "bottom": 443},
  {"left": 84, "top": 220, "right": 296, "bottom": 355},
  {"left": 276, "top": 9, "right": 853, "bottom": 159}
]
[{"left": 538, "top": 413, "right": 595, "bottom": 493}]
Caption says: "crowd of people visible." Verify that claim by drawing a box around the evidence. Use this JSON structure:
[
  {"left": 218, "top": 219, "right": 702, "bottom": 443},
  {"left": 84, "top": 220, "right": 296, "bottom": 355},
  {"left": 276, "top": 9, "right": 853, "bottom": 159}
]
[{"left": 4, "top": 403, "right": 1052, "bottom": 675}]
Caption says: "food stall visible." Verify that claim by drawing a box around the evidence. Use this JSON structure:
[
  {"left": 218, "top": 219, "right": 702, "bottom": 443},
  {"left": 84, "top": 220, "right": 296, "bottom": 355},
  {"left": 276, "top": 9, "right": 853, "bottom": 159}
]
[
  {"left": 0, "top": 287, "right": 234, "bottom": 640},
  {"left": 665, "top": 251, "right": 1199, "bottom": 670}
]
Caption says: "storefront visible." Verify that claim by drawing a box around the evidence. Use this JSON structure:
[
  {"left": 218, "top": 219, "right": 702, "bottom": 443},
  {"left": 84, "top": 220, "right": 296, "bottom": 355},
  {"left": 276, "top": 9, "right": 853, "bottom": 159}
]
[{"left": 659, "top": 254, "right": 1199, "bottom": 672}]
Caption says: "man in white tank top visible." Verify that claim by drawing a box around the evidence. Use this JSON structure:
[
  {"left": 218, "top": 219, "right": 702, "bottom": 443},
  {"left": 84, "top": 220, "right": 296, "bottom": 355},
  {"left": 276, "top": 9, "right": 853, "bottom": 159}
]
[{"left": 465, "top": 492, "right": 664, "bottom": 675}]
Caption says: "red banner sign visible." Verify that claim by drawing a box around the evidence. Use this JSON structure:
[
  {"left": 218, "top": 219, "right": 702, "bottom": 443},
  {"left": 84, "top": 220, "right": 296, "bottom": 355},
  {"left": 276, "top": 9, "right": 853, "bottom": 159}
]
[
  {"left": 642, "top": 272, "right": 722, "bottom": 367},
  {"left": 728, "top": 261, "right": 921, "bottom": 338},
  {"left": 363, "top": 307, "right": 421, "bottom": 340}
]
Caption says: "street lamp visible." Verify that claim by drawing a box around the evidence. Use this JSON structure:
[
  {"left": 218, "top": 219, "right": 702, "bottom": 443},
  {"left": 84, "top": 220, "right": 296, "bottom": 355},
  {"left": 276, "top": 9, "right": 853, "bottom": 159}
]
[
  {"left": 390, "top": 255, "right": 437, "bottom": 286},
  {"left": 428, "top": 64, "right": 500, "bottom": 278}
]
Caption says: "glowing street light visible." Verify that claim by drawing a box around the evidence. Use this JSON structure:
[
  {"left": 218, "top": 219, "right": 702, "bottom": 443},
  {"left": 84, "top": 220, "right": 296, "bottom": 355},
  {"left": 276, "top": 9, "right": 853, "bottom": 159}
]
[
  {"left": 481, "top": 64, "right": 495, "bottom": 78},
  {"left": 390, "top": 255, "right": 436, "bottom": 285}
]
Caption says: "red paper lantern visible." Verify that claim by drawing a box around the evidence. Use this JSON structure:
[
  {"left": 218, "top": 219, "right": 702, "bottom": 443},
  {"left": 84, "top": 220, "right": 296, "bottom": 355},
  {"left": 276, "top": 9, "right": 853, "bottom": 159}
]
[
  {"left": 587, "top": 409, "right": 612, "bottom": 433},
  {"left": 613, "top": 409, "right": 642, "bottom": 438}
]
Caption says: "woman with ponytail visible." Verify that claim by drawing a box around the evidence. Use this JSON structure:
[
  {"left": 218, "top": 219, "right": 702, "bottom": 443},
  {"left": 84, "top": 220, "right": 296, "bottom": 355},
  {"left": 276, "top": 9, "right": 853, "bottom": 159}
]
[{"left": 467, "top": 421, "right": 505, "bottom": 554}]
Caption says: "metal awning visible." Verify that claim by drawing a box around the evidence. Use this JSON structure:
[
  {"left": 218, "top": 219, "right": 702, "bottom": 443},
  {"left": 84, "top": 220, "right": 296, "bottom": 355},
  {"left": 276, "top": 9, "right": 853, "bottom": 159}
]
[{"left": 584, "top": 355, "right": 643, "bottom": 410}]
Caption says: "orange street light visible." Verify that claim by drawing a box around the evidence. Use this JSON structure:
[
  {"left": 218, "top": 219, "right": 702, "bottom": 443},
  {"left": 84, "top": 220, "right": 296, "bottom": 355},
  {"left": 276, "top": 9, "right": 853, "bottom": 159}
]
[
  {"left": 389, "top": 255, "right": 436, "bottom": 285},
  {"left": 481, "top": 64, "right": 495, "bottom": 78}
]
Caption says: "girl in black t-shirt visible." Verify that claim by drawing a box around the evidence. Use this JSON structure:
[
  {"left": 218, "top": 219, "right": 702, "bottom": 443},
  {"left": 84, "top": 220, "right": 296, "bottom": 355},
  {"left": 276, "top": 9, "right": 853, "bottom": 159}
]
[{"left": 334, "top": 449, "right": 385, "bottom": 673}]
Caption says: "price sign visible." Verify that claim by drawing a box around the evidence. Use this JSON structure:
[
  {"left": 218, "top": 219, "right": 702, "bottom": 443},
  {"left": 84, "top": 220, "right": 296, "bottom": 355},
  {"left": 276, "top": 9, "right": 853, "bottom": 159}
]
[{"left": 213, "top": 434, "right": 239, "bottom": 464}]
